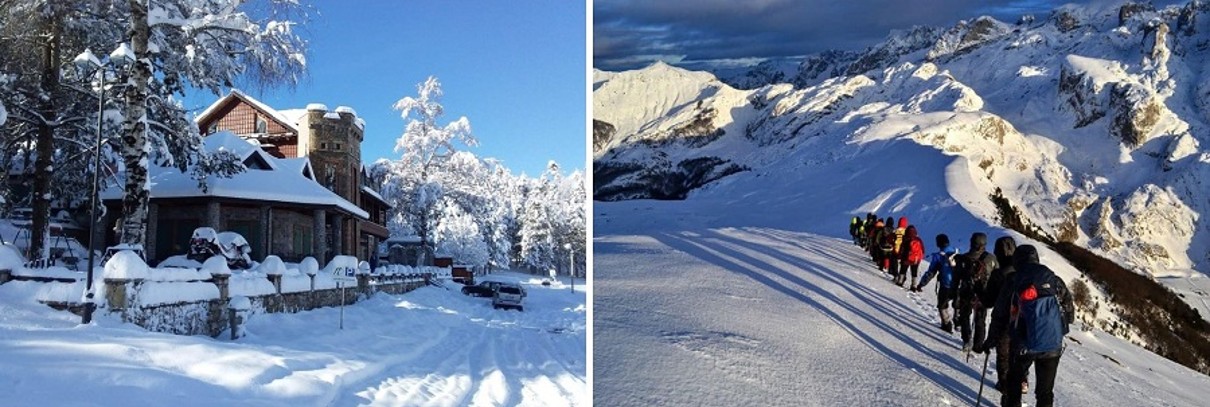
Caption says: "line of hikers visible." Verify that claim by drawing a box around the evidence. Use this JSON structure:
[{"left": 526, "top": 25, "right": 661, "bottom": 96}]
[{"left": 849, "top": 214, "right": 1076, "bottom": 407}]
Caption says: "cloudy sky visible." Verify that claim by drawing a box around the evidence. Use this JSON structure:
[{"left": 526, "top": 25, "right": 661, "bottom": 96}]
[{"left": 594, "top": 0, "right": 1182, "bottom": 71}]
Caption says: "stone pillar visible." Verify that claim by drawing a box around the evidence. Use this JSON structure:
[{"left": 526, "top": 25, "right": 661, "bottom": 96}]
[
  {"left": 146, "top": 202, "right": 158, "bottom": 261},
  {"left": 213, "top": 274, "right": 229, "bottom": 302},
  {"left": 105, "top": 278, "right": 129, "bottom": 312},
  {"left": 332, "top": 214, "right": 345, "bottom": 256},
  {"left": 260, "top": 206, "right": 272, "bottom": 259},
  {"left": 0, "top": 269, "right": 11, "bottom": 285},
  {"left": 267, "top": 274, "right": 282, "bottom": 294},
  {"left": 206, "top": 201, "right": 221, "bottom": 228},
  {"left": 229, "top": 296, "right": 250, "bottom": 340},
  {"left": 312, "top": 209, "right": 327, "bottom": 265},
  {"left": 357, "top": 273, "right": 370, "bottom": 297},
  {"left": 209, "top": 274, "right": 230, "bottom": 338}
]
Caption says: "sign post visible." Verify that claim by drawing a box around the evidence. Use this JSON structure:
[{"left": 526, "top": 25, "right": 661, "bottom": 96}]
[{"left": 327, "top": 256, "right": 358, "bottom": 330}]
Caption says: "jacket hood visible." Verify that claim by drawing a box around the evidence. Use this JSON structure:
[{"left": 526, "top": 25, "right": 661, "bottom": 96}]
[
  {"left": 905, "top": 225, "right": 918, "bottom": 240},
  {"left": 969, "top": 232, "right": 988, "bottom": 252},
  {"left": 898, "top": 217, "right": 909, "bottom": 229},
  {"left": 994, "top": 236, "right": 1016, "bottom": 266},
  {"left": 1014, "top": 244, "right": 1041, "bottom": 268}
]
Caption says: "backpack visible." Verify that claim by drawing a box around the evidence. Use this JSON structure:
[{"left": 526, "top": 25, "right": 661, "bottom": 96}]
[
  {"left": 960, "top": 252, "right": 992, "bottom": 288},
  {"left": 907, "top": 238, "right": 925, "bottom": 264},
  {"left": 1010, "top": 275, "right": 1069, "bottom": 355},
  {"left": 880, "top": 226, "right": 896, "bottom": 251},
  {"left": 892, "top": 228, "right": 906, "bottom": 254}
]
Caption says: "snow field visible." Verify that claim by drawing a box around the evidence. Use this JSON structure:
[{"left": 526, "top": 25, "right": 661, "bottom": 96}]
[
  {"left": 594, "top": 200, "right": 1210, "bottom": 406},
  {"left": 0, "top": 271, "right": 585, "bottom": 406}
]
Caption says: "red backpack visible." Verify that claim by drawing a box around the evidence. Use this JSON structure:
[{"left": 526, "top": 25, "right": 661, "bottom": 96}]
[{"left": 907, "top": 237, "right": 925, "bottom": 265}]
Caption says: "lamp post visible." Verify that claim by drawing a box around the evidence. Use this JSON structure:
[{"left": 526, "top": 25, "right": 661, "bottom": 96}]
[
  {"left": 564, "top": 243, "right": 574, "bottom": 293},
  {"left": 73, "top": 47, "right": 131, "bottom": 324}
]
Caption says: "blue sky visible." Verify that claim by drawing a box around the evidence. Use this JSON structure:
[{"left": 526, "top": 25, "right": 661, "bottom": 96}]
[{"left": 185, "top": 0, "right": 587, "bottom": 177}]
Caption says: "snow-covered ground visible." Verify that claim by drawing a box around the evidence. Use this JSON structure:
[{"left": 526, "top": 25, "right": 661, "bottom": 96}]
[
  {"left": 594, "top": 199, "right": 1210, "bottom": 406},
  {"left": 0, "top": 271, "right": 585, "bottom": 406}
]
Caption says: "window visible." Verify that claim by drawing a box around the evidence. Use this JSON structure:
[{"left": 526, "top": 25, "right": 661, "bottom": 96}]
[
  {"left": 320, "top": 142, "right": 328, "bottom": 150},
  {"left": 335, "top": 143, "right": 342, "bottom": 151},
  {"left": 293, "top": 224, "right": 312, "bottom": 256},
  {"left": 255, "top": 116, "right": 267, "bottom": 134}
]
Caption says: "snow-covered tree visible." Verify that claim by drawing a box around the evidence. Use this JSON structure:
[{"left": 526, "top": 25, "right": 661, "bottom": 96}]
[
  {"left": 114, "top": 0, "right": 308, "bottom": 246},
  {"left": 432, "top": 199, "right": 488, "bottom": 268},
  {"left": 385, "top": 76, "right": 476, "bottom": 248}
]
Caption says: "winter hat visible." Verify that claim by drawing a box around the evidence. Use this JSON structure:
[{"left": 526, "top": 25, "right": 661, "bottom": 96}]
[
  {"left": 994, "top": 236, "right": 1017, "bottom": 266},
  {"left": 1014, "top": 244, "right": 1040, "bottom": 268},
  {"left": 905, "top": 225, "right": 918, "bottom": 240},
  {"left": 898, "top": 217, "right": 909, "bottom": 229},
  {"left": 970, "top": 232, "right": 988, "bottom": 252},
  {"left": 935, "top": 234, "right": 950, "bottom": 248}
]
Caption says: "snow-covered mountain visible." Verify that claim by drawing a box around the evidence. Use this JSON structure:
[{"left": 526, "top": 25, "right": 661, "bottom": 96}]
[{"left": 594, "top": 0, "right": 1210, "bottom": 284}]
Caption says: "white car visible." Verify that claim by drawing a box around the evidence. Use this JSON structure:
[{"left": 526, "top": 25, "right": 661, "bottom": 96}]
[{"left": 492, "top": 282, "right": 525, "bottom": 311}]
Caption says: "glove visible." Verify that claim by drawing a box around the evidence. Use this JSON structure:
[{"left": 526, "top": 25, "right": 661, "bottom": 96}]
[{"left": 973, "top": 340, "right": 991, "bottom": 354}]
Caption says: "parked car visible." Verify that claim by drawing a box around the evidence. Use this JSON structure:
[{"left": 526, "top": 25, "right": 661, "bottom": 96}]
[
  {"left": 186, "top": 227, "right": 252, "bottom": 269},
  {"left": 461, "top": 280, "right": 504, "bottom": 297},
  {"left": 492, "top": 282, "right": 525, "bottom": 311}
]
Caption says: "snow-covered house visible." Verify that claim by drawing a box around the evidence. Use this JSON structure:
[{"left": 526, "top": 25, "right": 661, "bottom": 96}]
[{"left": 188, "top": 90, "right": 391, "bottom": 264}]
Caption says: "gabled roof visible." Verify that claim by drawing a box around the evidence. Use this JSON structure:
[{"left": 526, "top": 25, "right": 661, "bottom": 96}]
[
  {"left": 101, "top": 132, "right": 368, "bottom": 219},
  {"left": 195, "top": 89, "right": 299, "bottom": 133}
]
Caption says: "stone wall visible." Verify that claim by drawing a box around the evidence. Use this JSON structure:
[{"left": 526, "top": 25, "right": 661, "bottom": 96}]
[{"left": 29, "top": 271, "right": 434, "bottom": 339}]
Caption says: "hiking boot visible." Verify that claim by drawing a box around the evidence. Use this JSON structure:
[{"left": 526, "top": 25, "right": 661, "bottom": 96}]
[{"left": 941, "top": 322, "right": 953, "bottom": 333}]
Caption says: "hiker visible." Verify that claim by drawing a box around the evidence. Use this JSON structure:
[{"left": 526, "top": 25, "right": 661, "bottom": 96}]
[
  {"left": 911, "top": 233, "right": 959, "bottom": 333},
  {"left": 955, "top": 232, "right": 998, "bottom": 351},
  {"left": 864, "top": 214, "right": 878, "bottom": 252},
  {"left": 985, "top": 236, "right": 1020, "bottom": 393},
  {"left": 975, "top": 244, "right": 1075, "bottom": 407},
  {"left": 849, "top": 216, "right": 862, "bottom": 245},
  {"left": 888, "top": 217, "right": 908, "bottom": 282},
  {"left": 897, "top": 225, "right": 925, "bottom": 287},
  {"left": 856, "top": 217, "right": 867, "bottom": 248},
  {"left": 880, "top": 217, "right": 896, "bottom": 272},
  {"left": 870, "top": 218, "right": 887, "bottom": 268}
]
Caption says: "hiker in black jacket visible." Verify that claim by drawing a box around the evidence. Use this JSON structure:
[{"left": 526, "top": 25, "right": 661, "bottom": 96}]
[
  {"left": 975, "top": 244, "right": 1075, "bottom": 407},
  {"left": 984, "top": 236, "right": 1019, "bottom": 393},
  {"left": 954, "top": 232, "right": 998, "bottom": 351}
]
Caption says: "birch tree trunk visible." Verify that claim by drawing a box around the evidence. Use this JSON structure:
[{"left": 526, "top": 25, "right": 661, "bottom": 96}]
[{"left": 119, "top": 0, "right": 151, "bottom": 247}]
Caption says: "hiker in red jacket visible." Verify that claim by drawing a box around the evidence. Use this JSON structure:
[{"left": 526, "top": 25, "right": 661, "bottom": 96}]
[{"left": 897, "top": 224, "right": 925, "bottom": 287}]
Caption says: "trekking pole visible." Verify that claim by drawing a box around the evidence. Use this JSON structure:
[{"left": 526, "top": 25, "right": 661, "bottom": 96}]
[{"left": 974, "top": 351, "right": 989, "bottom": 407}]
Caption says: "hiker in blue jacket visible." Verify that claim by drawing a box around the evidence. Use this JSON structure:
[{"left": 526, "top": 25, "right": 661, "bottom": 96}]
[
  {"left": 911, "top": 233, "right": 959, "bottom": 333},
  {"left": 975, "top": 245, "right": 1075, "bottom": 407}
]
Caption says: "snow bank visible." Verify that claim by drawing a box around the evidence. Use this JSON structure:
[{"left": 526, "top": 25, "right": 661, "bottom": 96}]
[
  {"left": 146, "top": 267, "right": 211, "bottom": 282},
  {"left": 159, "top": 255, "right": 203, "bottom": 269},
  {"left": 11, "top": 266, "right": 80, "bottom": 280},
  {"left": 229, "top": 272, "right": 276, "bottom": 297},
  {"left": 135, "top": 282, "right": 219, "bottom": 307},
  {"left": 33, "top": 280, "right": 87, "bottom": 303},
  {"left": 0, "top": 243, "right": 24, "bottom": 271},
  {"left": 103, "top": 251, "right": 149, "bottom": 280}
]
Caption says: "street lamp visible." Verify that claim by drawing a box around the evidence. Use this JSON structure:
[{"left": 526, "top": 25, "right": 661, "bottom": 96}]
[
  {"left": 564, "top": 243, "right": 574, "bottom": 293},
  {"left": 73, "top": 46, "right": 132, "bottom": 324}
]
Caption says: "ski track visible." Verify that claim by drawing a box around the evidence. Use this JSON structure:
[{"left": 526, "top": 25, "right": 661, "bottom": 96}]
[{"left": 595, "top": 213, "right": 1210, "bottom": 406}]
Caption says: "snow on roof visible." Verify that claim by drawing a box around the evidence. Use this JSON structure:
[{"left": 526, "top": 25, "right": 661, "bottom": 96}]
[
  {"left": 277, "top": 157, "right": 315, "bottom": 180},
  {"left": 335, "top": 106, "right": 357, "bottom": 116},
  {"left": 306, "top": 103, "right": 328, "bottom": 111},
  {"left": 277, "top": 109, "right": 308, "bottom": 126},
  {"left": 355, "top": 117, "right": 365, "bottom": 130},
  {"left": 323, "top": 112, "right": 341, "bottom": 120},
  {"left": 101, "top": 132, "right": 368, "bottom": 219},
  {"left": 361, "top": 185, "right": 391, "bottom": 207},
  {"left": 195, "top": 89, "right": 298, "bottom": 133}
]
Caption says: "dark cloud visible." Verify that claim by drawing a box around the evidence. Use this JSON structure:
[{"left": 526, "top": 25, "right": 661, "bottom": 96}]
[{"left": 594, "top": 0, "right": 1177, "bottom": 71}]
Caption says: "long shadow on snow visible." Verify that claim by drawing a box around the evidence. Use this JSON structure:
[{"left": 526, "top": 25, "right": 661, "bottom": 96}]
[{"left": 654, "top": 230, "right": 987, "bottom": 405}]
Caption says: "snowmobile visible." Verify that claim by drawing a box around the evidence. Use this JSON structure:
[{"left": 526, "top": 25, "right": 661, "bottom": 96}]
[{"left": 187, "top": 227, "right": 252, "bottom": 269}]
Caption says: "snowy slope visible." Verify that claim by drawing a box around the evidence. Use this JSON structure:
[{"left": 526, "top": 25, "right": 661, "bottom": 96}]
[
  {"left": 0, "top": 272, "right": 586, "bottom": 406},
  {"left": 594, "top": 199, "right": 1210, "bottom": 406},
  {"left": 593, "top": 0, "right": 1210, "bottom": 290}
]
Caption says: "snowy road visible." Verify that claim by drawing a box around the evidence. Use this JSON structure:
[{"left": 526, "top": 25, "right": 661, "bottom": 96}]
[
  {"left": 594, "top": 201, "right": 1210, "bottom": 406},
  {"left": 0, "top": 272, "right": 585, "bottom": 406}
]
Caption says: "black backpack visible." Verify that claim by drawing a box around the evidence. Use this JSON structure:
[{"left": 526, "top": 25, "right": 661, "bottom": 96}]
[{"left": 959, "top": 252, "right": 992, "bottom": 294}]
